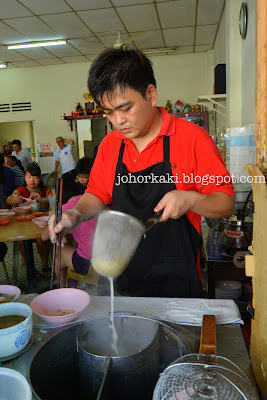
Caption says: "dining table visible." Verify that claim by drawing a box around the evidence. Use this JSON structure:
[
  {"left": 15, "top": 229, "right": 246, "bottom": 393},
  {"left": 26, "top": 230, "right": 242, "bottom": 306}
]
[{"left": 0, "top": 212, "right": 49, "bottom": 292}]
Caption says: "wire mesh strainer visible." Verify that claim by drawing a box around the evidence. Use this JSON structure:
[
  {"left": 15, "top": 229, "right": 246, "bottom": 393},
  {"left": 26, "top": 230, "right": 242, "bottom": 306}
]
[
  {"left": 153, "top": 315, "right": 257, "bottom": 400},
  {"left": 153, "top": 354, "right": 257, "bottom": 400}
]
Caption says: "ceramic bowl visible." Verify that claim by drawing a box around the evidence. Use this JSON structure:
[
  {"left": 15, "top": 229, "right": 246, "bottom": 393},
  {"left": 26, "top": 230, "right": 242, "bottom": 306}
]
[
  {"left": 0, "top": 368, "right": 32, "bottom": 400},
  {"left": 0, "top": 303, "right": 32, "bottom": 358},
  {"left": 32, "top": 216, "right": 49, "bottom": 227},
  {"left": 30, "top": 288, "right": 90, "bottom": 325},
  {"left": 0, "top": 212, "right": 15, "bottom": 221},
  {"left": 30, "top": 202, "right": 40, "bottom": 211},
  {"left": 0, "top": 285, "right": 21, "bottom": 303},
  {"left": 13, "top": 206, "right": 30, "bottom": 215}
]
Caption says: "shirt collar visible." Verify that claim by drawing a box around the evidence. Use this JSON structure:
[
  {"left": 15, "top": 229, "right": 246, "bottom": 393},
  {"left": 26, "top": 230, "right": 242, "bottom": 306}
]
[{"left": 114, "top": 107, "right": 176, "bottom": 143}]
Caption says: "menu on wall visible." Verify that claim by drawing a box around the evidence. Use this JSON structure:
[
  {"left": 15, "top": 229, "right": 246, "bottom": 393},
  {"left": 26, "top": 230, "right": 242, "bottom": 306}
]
[{"left": 37, "top": 143, "right": 54, "bottom": 157}]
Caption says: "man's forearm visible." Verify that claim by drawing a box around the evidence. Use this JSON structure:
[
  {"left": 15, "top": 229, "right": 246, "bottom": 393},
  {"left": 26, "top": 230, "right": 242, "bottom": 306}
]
[
  {"left": 74, "top": 192, "right": 105, "bottom": 221},
  {"left": 54, "top": 161, "right": 60, "bottom": 171},
  {"left": 64, "top": 139, "right": 74, "bottom": 145},
  {"left": 190, "top": 192, "right": 235, "bottom": 218}
]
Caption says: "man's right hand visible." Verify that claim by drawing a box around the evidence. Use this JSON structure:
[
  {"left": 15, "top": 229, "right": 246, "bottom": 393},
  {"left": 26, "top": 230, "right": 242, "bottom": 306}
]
[{"left": 48, "top": 209, "right": 83, "bottom": 245}]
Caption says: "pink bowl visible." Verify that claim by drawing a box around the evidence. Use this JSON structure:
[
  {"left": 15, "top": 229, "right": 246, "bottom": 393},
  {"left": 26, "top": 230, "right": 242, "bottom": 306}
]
[
  {"left": 32, "top": 216, "right": 49, "bottom": 227},
  {"left": 0, "top": 212, "right": 15, "bottom": 221},
  {"left": 0, "top": 285, "right": 21, "bottom": 303},
  {"left": 30, "top": 288, "right": 90, "bottom": 325},
  {"left": 13, "top": 206, "right": 30, "bottom": 215}
]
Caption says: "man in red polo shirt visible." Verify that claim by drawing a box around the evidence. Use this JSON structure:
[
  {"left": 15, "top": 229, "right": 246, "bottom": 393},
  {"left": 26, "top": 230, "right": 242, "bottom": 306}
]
[{"left": 49, "top": 48, "right": 235, "bottom": 298}]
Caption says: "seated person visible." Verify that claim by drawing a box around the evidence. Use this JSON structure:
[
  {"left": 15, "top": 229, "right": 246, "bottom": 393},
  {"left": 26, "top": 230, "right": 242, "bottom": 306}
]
[
  {"left": 4, "top": 155, "right": 25, "bottom": 187},
  {"left": 74, "top": 157, "right": 94, "bottom": 195},
  {"left": 7, "top": 163, "right": 52, "bottom": 279},
  {"left": 7, "top": 162, "right": 51, "bottom": 205},
  {"left": 42, "top": 195, "right": 97, "bottom": 287},
  {"left": 0, "top": 242, "right": 8, "bottom": 262},
  {"left": 1, "top": 153, "right": 15, "bottom": 208}
]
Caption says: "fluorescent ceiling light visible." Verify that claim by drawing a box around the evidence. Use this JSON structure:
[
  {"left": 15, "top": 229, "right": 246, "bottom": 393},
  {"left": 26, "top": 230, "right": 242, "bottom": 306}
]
[
  {"left": 0, "top": 62, "right": 7, "bottom": 68},
  {"left": 7, "top": 40, "right": 67, "bottom": 50},
  {"left": 142, "top": 47, "right": 176, "bottom": 54}
]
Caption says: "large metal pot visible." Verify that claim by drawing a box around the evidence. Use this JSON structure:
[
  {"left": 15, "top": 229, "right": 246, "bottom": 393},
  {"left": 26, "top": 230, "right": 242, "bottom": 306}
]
[{"left": 77, "top": 315, "right": 160, "bottom": 400}]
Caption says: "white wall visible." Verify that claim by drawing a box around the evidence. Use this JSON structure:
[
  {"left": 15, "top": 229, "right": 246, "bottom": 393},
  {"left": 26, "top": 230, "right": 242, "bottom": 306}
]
[
  {"left": 0, "top": 121, "right": 34, "bottom": 151},
  {"left": 0, "top": 52, "right": 213, "bottom": 159},
  {"left": 241, "top": 0, "right": 255, "bottom": 126}
]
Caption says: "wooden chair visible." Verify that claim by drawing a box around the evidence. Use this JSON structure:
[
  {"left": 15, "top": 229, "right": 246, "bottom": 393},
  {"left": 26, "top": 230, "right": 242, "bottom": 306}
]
[
  {"left": 1, "top": 259, "right": 9, "bottom": 283},
  {"left": 66, "top": 262, "right": 99, "bottom": 288}
]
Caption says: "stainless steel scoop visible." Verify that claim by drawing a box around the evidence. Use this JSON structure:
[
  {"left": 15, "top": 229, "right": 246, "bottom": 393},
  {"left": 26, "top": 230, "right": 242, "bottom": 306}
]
[{"left": 91, "top": 210, "right": 163, "bottom": 278}]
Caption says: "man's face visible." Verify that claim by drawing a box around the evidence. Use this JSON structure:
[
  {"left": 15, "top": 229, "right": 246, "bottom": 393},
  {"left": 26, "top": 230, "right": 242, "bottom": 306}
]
[
  {"left": 56, "top": 138, "right": 65, "bottom": 149},
  {"left": 12, "top": 144, "right": 21, "bottom": 153},
  {"left": 100, "top": 85, "right": 158, "bottom": 141}
]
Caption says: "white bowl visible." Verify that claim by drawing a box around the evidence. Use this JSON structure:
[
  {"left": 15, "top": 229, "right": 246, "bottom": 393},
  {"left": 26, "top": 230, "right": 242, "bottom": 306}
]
[
  {"left": 30, "top": 288, "right": 90, "bottom": 325},
  {"left": 0, "top": 368, "right": 32, "bottom": 400},
  {"left": 215, "top": 280, "right": 242, "bottom": 290},
  {"left": 13, "top": 206, "right": 30, "bottom": 215},
  {"left": 0, "top": 303, "right": 32, "bottom": 358},
  {"left": 30, "top": 202, "right": 39, "bottom": 211},
  {"left": 32, "top": 216, "right": 49, "bottom": 227},
  {"left": 0, "top": 285, "right": 21, "bottom": 303}
]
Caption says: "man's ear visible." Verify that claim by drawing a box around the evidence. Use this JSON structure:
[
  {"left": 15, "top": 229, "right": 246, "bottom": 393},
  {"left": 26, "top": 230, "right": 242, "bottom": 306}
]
[{"left": 146, "top": 84, "right": 158, "bottom": 107}]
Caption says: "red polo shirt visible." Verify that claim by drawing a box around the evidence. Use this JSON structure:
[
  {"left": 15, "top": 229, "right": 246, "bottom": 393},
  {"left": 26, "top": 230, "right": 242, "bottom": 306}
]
[{"left": 86, "top": 107, "right": 234, "bottom": 283}]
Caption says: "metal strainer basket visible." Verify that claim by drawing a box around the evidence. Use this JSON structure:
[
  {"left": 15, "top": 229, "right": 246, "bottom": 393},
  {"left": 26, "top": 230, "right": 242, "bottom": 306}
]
[
  {"left": 153, "top": 315, "right": 257, "bottom": 400},
  {"left": 152, "top": 353, "right": 258, "bottom": 400}
]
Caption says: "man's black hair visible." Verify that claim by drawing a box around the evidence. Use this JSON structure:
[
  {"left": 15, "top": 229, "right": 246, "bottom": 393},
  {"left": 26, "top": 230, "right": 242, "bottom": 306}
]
[
  {"left": 88, "top": 48, "right": 156, "bottom": 104},
  {"left": 75, "top": 157, "right": 94, "bottom": 176},
  {"left": 12, "top": 140, "right": 21, "bottom": 147}
]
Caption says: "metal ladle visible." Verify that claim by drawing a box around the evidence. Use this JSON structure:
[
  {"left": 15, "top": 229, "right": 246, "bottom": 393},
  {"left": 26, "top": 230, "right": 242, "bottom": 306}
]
[{"left": 91, "top": 210, "right": 163, "bottom": 278}]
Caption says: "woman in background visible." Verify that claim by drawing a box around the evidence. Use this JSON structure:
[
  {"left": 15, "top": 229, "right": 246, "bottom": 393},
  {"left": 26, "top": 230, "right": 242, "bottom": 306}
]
[
  {"left": 4, "top": 155, "right": 25, "bottom": 187},
  {"left": 7, "top": 163, "right": 52, "bottom": 279},
  {"left": 7, "top": 162, "right": 51, "bottom": 206}
]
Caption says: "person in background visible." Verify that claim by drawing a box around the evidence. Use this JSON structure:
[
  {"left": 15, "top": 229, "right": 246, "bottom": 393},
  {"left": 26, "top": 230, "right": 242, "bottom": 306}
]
[
  {"left": 42, "top": 195, "right": 97, "bottom": 288},
  {"left": 0, "top": 153, "right": 15, "bottom": 207},
  {"left": 53, "top": 137, "right": 77, "bottom": 204},
  {"left": 74, "top": 157, "right": 94, "bottom": 195},
  {"left": 0, "top": 242, "right": 8, "bottom": 265},
  {"left": 49, "top": 48, "right": 235, "bottom": 298},
  {"left": 0, "top": 153, "right": 5, "bottom": 208},
  {"left": 4, "top": 155, "right": 25, "bottom": 187},
  {"left": 7, "top": 162, "right": 52, "bottom": 279},
  {"left": 11, "top": 139, "right": 33, "bottom": 170}
]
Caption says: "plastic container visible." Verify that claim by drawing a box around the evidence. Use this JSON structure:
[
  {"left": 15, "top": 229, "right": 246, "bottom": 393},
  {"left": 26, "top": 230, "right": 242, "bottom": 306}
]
[
  {"left": 48, "top": 196, "right": 56, "bottom": 210},
  {"left": 0, "top": 368, "right": 32, "bottom": 400}
]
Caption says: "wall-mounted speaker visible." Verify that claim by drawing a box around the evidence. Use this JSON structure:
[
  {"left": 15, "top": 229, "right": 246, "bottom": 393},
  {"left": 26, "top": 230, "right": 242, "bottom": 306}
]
[{"left": 214, "top": 64, "right": 226, "bottom": 94}]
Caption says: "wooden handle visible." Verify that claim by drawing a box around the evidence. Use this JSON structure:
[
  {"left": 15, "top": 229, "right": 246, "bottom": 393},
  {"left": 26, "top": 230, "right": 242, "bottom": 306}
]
[{"left": 199, "top": 314, "right": 217, "bottom": 355}]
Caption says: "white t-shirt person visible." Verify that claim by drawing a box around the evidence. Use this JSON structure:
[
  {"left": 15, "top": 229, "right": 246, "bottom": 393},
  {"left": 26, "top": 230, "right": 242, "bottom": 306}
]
[
  {"left": 53, "top": 137, "right": 76, "bottom": 176},
  {"left": 11, "top": 145, "right": 33, "bottom": 170}
]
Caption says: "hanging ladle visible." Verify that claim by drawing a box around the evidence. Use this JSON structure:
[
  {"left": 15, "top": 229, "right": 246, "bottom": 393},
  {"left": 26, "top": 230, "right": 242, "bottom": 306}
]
[{"left": 91, "top": 209, "right": 163, "bottom": 278}]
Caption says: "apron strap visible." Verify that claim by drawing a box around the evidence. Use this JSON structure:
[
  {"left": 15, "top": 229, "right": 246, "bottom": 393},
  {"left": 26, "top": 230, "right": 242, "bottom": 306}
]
[
  {"left": 118, "top": 141, "right": 125, "bottom": 163},
  {"left": 163, "top": 136, "right": 170, "bottom": 162}
]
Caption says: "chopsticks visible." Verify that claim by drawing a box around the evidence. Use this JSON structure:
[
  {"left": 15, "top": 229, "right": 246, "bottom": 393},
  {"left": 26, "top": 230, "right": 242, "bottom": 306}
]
[{"left": 51, "top": 178, "right": 63, "bottom": 289}]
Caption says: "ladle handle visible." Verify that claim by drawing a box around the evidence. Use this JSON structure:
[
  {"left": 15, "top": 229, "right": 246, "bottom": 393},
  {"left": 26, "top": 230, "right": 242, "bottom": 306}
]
[
  {"left": 145, "top": 210, "right": 164, "bottom": 232},
  {"left": 199, "top": 314, "right": 217, "bottom": 355}
]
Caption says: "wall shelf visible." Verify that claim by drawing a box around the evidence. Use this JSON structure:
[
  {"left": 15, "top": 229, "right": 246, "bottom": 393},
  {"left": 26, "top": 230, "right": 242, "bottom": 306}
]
[
  {"left": 61, "top": 114, "right": 105, "bottom": 131},
  {"left": 197, "top": 94, "right": 226, "bottom": 116}
]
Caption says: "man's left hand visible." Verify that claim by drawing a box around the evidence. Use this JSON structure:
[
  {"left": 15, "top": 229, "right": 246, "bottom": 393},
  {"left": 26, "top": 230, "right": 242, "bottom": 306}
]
[{"left": 154, "top": 190, "right": 195, "bottom": 221}]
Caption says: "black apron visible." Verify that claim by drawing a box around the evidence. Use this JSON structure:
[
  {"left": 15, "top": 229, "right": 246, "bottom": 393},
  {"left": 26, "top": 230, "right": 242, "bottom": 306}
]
[{"left": 110, "top": 136, "right": 202, "bottom": 298}]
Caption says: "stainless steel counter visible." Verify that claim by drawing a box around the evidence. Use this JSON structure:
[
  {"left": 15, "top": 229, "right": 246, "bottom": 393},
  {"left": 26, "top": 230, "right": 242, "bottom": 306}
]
[{"left": 2, "top": 295, "right": 260, "bottom": 399}]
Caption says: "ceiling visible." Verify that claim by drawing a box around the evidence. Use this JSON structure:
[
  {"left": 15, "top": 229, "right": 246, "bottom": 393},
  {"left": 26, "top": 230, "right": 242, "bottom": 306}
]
[{"left": 0, "top": 0, "right": 225, "bottom": 69}]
